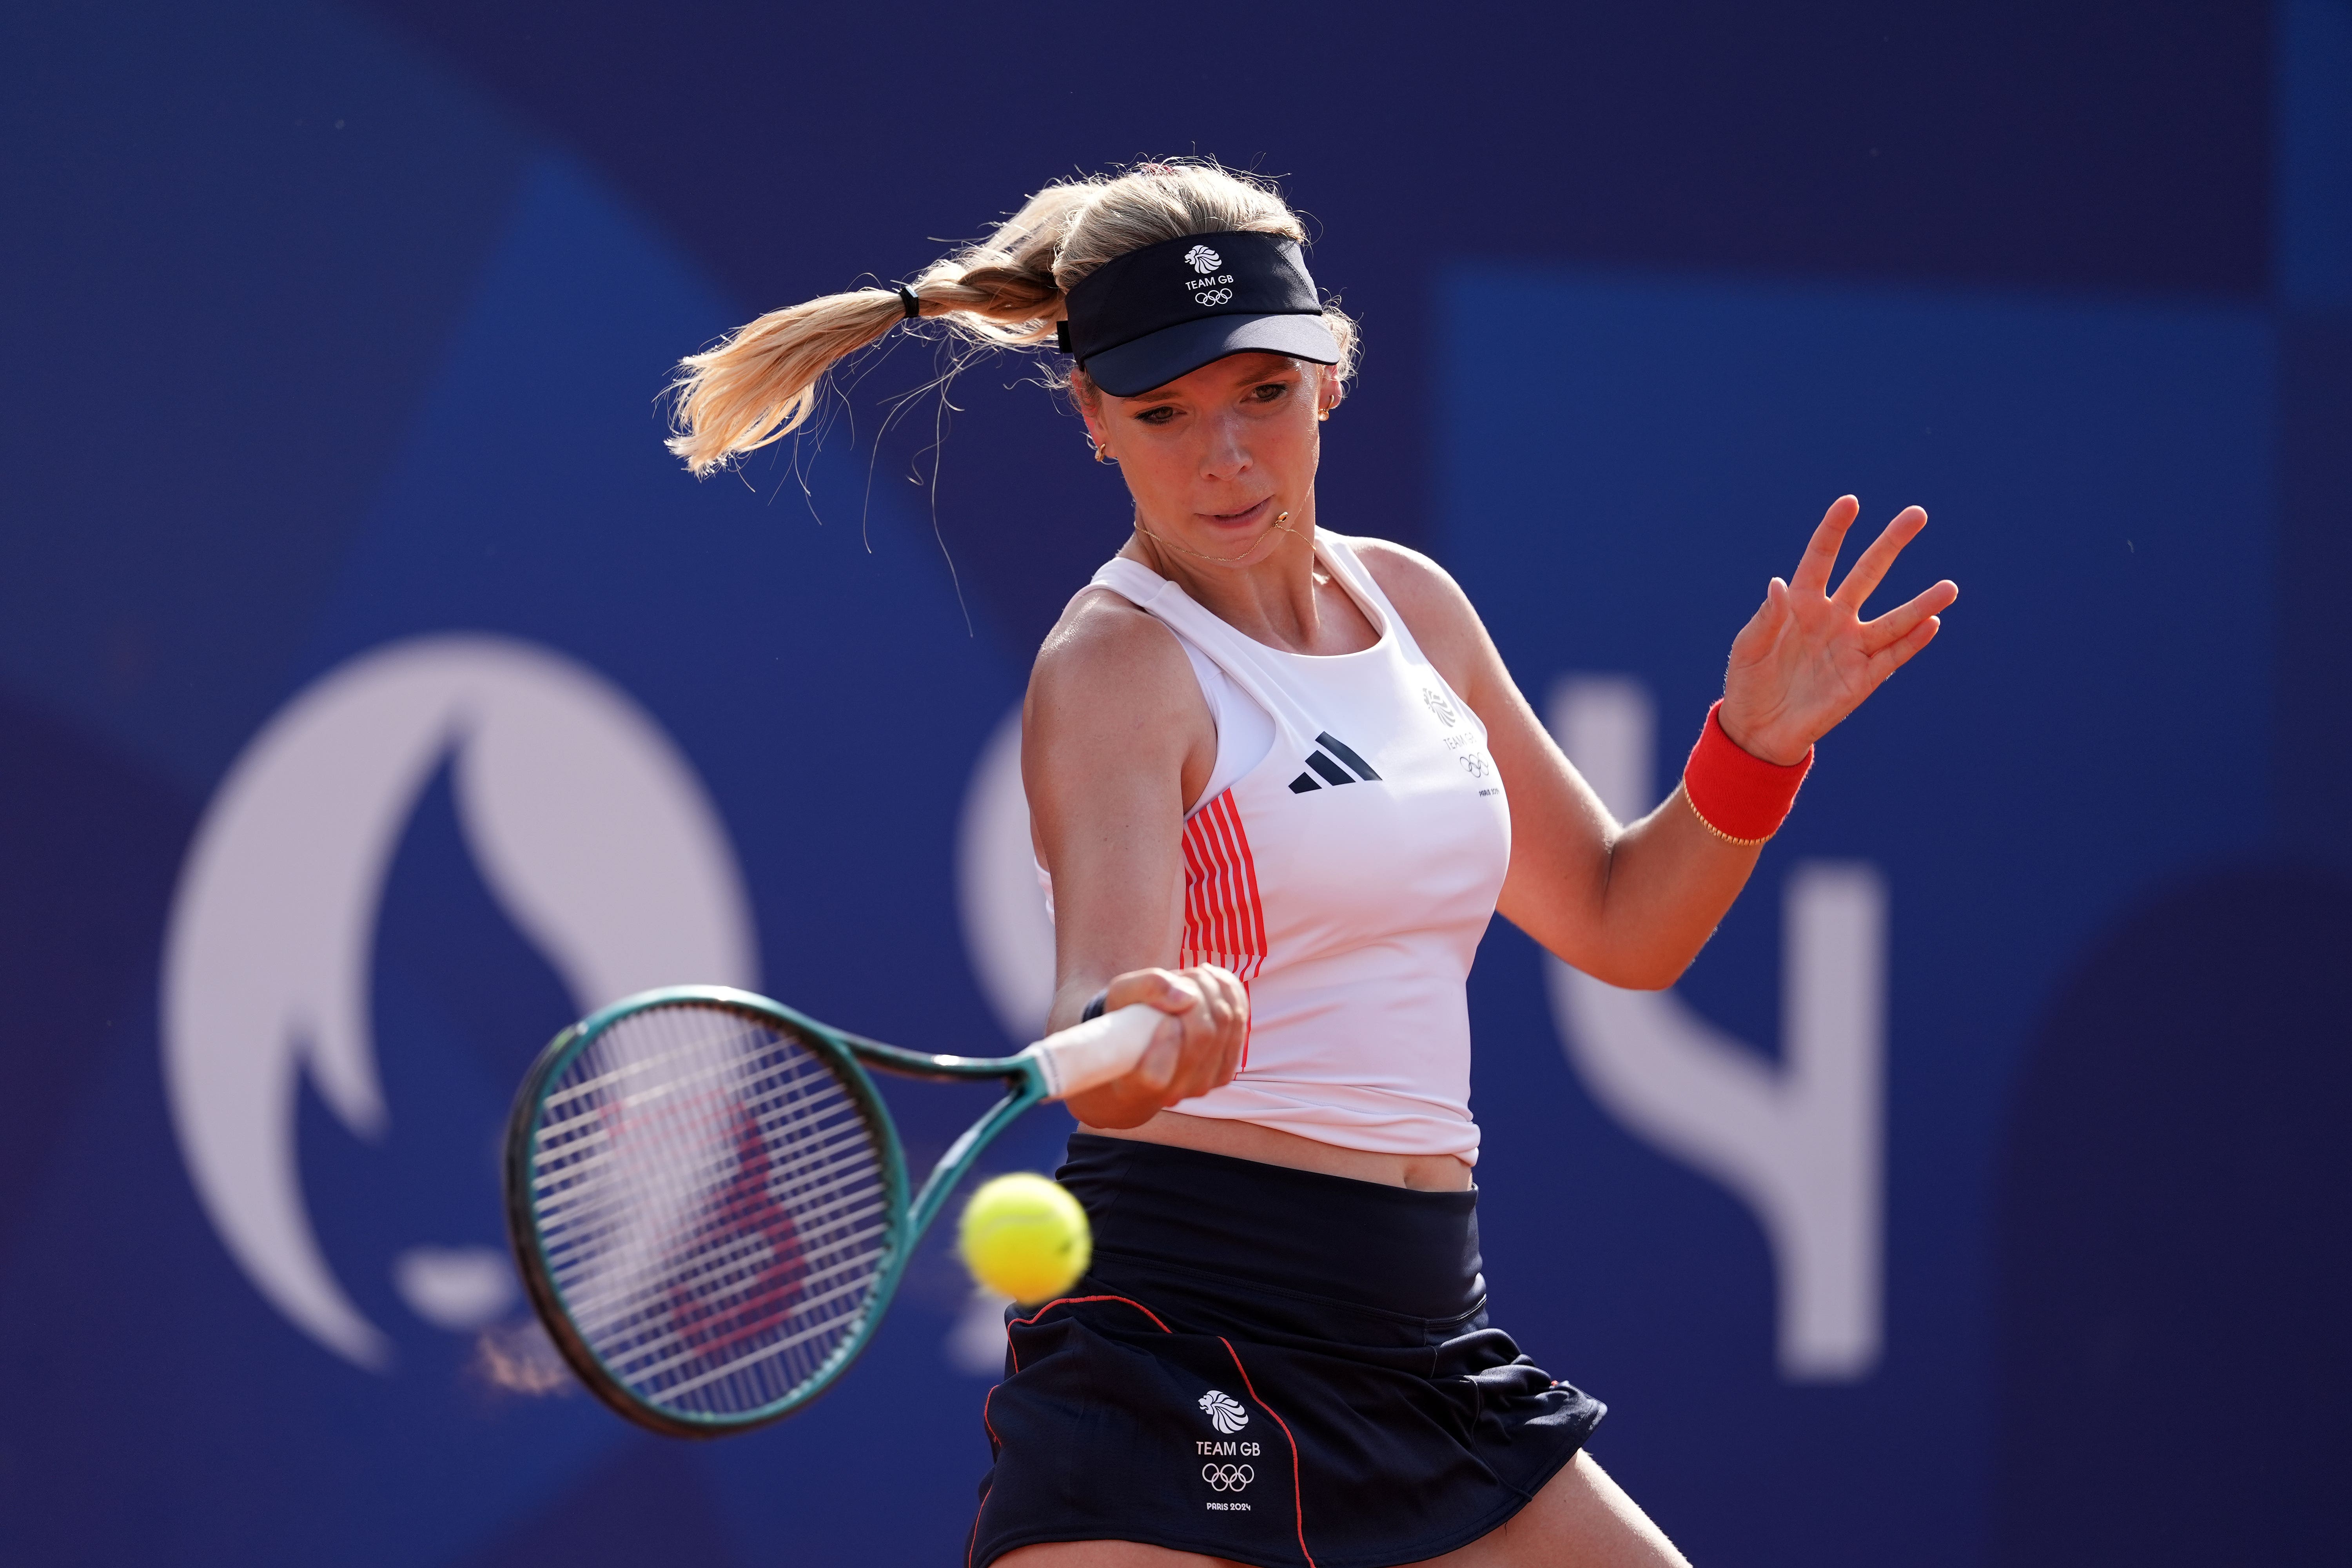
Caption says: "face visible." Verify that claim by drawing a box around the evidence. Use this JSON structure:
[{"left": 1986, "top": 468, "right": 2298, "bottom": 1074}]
[{"left": 1080, "top": 352, "right": 1336, "bottom": 569}]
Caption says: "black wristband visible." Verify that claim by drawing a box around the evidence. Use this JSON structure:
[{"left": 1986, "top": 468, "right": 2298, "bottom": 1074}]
[{"left": 1080, "top": 989, "right": 1108, "bottom": 1023}]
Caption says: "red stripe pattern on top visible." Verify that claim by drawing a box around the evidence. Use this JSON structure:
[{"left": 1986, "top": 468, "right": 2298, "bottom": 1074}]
[
  {"left": 1180, "top": 789, "right": 1269, "bottom": 984},
  {"left": 1180, "top": 789, "right": 1268, "bottom": 1071}
]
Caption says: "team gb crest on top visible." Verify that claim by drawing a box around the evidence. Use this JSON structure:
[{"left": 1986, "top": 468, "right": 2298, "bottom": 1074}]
[{"left": 1198, "top": 1390, "right": 1249, "bottom": 1434}]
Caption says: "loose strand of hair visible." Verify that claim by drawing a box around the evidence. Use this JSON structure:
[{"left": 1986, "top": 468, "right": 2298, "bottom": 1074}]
[{"left": 663, "top": 159, "right": 1360, "bottom": 480}]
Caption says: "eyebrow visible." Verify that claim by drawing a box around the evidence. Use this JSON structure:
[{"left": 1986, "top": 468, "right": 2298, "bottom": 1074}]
[{"left": 1123, "top": 360, "right": 1300, "bottom": 407}]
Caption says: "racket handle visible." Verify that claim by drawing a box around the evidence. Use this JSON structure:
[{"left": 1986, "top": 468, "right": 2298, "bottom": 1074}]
[{"left": 1021, "top": 1004, "right": 1164, "bottom": 1101}]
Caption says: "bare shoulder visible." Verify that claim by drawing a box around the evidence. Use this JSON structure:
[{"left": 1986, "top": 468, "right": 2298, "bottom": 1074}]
[
  {"left": 1340, "top": 534, "right": 1488, "bottom": 661},
  {"left": 1028, "top": 584, "right": 1202, "bottom": 728}
]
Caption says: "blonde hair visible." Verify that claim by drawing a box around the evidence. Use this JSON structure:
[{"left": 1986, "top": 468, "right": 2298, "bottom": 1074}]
[{"left": 664, "top": 159, "right": 1360, "bottom": 476}]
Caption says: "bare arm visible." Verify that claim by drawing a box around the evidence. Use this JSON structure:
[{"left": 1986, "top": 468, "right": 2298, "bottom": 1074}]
[
  {"left": 1023, "top": 590, "right": 1251, "bottom": 1125},
  {"left": 1360, "top": 543, "right": 1756, "bottom": 988},
  {"left": 1356, "top": 497, "right": 1954, "bottom": 990}
]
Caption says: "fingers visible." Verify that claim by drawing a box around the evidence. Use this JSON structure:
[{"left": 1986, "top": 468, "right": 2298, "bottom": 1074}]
[
  {"left": 1104, "top": 967, "right": 1200, "bottom": 1017},
  {"left": 1104, "top": 969, "right": 1197, "bottom": 1094},
  {"left": 1865, "top": 612, "right": 1944, "bottom": 682},
  {"left": 1095, "top": 968, "right": 1192, "bottom": 1096},
  {"left": 1198, "top": 966, "right": 1249, "bottom": 1087},
  {"left": 1159, "top": 965, "right": 1248, "bottom": 1104},
  {"left": 1831, "top": 505, "right": 1929, "bottom": 613},
  {"left": 1860, "top": 577, "right": 1959, "bottom": 653},
  {"left": 1099, "top": 965, "right": 1249, "bottom": 1104},
  {"left": 1788, "top": 495, "right": 1861, "bottom": 599},
  {"left": 1134, "top": 1014, "right": 1185, "bottom": 1095},
  {"left": 1723, "top": 576, "right": 1792, "bottom": 672}
]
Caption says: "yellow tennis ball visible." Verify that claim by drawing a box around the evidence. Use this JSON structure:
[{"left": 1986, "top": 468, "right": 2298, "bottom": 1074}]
[{"left": 957, "top": 1173, "right": 1091, "bottom": 1304}]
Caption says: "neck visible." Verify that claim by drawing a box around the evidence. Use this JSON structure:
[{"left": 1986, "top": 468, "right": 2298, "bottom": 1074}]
[{"left": 1124, "top": 495, "right": 1367, "bottom": 656}]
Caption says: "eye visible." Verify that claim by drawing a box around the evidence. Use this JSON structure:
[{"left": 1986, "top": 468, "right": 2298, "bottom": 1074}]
[
  {"left": 1250, "top": 381, "right": 1291, "bottom": 404},
  {"left": 1134, "top": 406, "right": 1178, "bottom": 425}
]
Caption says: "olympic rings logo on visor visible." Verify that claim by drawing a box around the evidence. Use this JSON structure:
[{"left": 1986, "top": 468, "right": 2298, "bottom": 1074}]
[
  {"left": 1202, "top": 1463, "right": 1255, "bottom": 1492},
  {"left": 1193, "top": 288, "right": 1234, "bottom": 306}
]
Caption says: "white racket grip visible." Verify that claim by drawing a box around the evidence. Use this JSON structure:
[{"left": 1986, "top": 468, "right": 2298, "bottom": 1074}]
[{"left": 1021, "top": 1004, "right": 1165, "bottom": 1101}]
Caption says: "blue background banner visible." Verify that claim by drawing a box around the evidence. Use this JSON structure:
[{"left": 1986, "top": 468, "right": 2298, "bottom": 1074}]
[{"left": 0, "top": 2, "right": 2344, "bottom": 1563}]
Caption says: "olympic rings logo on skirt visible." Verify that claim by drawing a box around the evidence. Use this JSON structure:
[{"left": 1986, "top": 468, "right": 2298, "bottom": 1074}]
[
  {"left": 1202, "top": 1463, "right": 1256, "bottom": 1492},
  {"left": 1194, "top": 288, "right": 1234, "bottom": 306}
]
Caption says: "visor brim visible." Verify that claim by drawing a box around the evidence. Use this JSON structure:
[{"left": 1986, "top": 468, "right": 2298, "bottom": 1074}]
[{"left": 1082, "top": 313, "right": 1339, "bottom": 398}]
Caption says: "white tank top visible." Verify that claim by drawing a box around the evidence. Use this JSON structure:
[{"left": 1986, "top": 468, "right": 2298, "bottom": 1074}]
[{"left": 1056, "top": 533, "right": 1512, "bottom": 1163}]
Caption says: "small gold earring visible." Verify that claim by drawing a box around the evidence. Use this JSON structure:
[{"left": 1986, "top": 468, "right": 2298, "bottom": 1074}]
[
  {"left": 1317, "top": 407, "right": 1330, "bottom": 422},
  {"left": 1092, "top": 442, "right": 1114, "bottom": 465}
]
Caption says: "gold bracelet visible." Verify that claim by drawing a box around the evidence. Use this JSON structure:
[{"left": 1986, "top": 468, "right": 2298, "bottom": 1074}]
[{"left": 1678, "top": 782, "right": 1774, "bottom": 848}]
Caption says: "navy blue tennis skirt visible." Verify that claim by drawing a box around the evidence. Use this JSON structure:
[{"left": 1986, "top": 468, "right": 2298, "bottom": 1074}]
[{"left": 966, "top": 1135, "right": 1605, "bottom": 1568}]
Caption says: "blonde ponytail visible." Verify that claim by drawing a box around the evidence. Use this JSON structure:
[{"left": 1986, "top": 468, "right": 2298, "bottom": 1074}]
[{"left": 664, "top": 160, "right": 1357, "bottom": 476}]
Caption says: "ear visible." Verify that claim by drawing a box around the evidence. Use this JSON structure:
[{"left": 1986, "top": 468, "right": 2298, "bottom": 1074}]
[
  {"left": 1317, "top": 364, "right": 1344, "bottom": 416},
  {"left": 1075, "top": 380, "right": 1113, "bottom": 447}
]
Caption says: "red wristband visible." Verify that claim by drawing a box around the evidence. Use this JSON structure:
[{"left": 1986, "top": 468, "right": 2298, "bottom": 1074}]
[{"left": 1681, "top": 700, "right": 1811, "bottom": 846}]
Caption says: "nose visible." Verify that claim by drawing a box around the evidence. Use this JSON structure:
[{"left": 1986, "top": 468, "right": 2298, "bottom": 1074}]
[{"left": 1198, "top": 409, "right": 1252, "bottom": 481}]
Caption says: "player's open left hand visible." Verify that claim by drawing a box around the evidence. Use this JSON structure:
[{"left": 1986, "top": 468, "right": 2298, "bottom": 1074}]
[
  {"left": 1717, "top": 495, "right": 1960, "bottom": 765},
  {"left": 1067, "top": 965, "right": 1249, "bottom": 1129}
]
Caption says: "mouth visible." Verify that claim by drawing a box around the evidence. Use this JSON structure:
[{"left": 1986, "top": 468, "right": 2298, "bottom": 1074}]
[{"left": 1199, "top": 497, "right": 1274, "bottom": 530}]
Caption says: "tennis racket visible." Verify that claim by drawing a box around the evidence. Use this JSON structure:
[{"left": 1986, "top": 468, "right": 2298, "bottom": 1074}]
[{"left": 502, "top": 984, "right": 1161, "bottom": 1437}]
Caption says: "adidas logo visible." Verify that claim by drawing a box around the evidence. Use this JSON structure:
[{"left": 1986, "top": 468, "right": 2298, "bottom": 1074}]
[{"left": 1288, "top": 732, "right": 1382, "bottom": 793}]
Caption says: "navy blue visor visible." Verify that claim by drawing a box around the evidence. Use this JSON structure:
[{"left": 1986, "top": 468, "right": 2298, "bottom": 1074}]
[{"left": 1057, "top": 230, "right": 1338, "bottom": 397}]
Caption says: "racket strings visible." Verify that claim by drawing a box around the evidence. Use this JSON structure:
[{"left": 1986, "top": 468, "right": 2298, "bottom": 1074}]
[
  {"left": 535, "top": 1070, "right": 871, "bottom": 1210},
  {"left": 534, "top": 1078, "right": 873, "bottom": 1244},
  {"left": 528, "top": 1004, "right": 892, "bottom": 1419}
]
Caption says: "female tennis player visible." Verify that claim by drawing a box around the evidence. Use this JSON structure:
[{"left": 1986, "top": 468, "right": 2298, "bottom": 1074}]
[{"left": 668, "top": 161, "right": 1955, "bottom": 1568}]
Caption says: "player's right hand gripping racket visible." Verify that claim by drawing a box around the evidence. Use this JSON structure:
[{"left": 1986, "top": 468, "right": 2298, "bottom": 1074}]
[{"left": 503, "top": 984, "right": 1160, "bottom": 1437}]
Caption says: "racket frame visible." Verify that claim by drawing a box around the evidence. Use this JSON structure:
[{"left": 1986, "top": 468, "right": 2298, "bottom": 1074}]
[{"left": 503, "top": 984, "right": 1051, "bottom": 1437}]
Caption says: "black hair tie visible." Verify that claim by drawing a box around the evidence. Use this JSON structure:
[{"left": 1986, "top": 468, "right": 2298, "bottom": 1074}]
[{"left": 895, "top": 283, "right": 921, "bottom": 320}]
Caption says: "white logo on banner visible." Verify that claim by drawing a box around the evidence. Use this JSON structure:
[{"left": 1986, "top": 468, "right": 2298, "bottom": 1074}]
[
  {"left": 1544, "top": 676, "right": 1885, "bottom": 1382},
  {"left": 162, "top": 634, "right": 757, "bottom": 1370},
  {"left": 956, "top": 703, "right": 1056, "bottom": 1045},
  {"left": 1185, "top": 245, "right": 1223, "bottom": 274}
]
